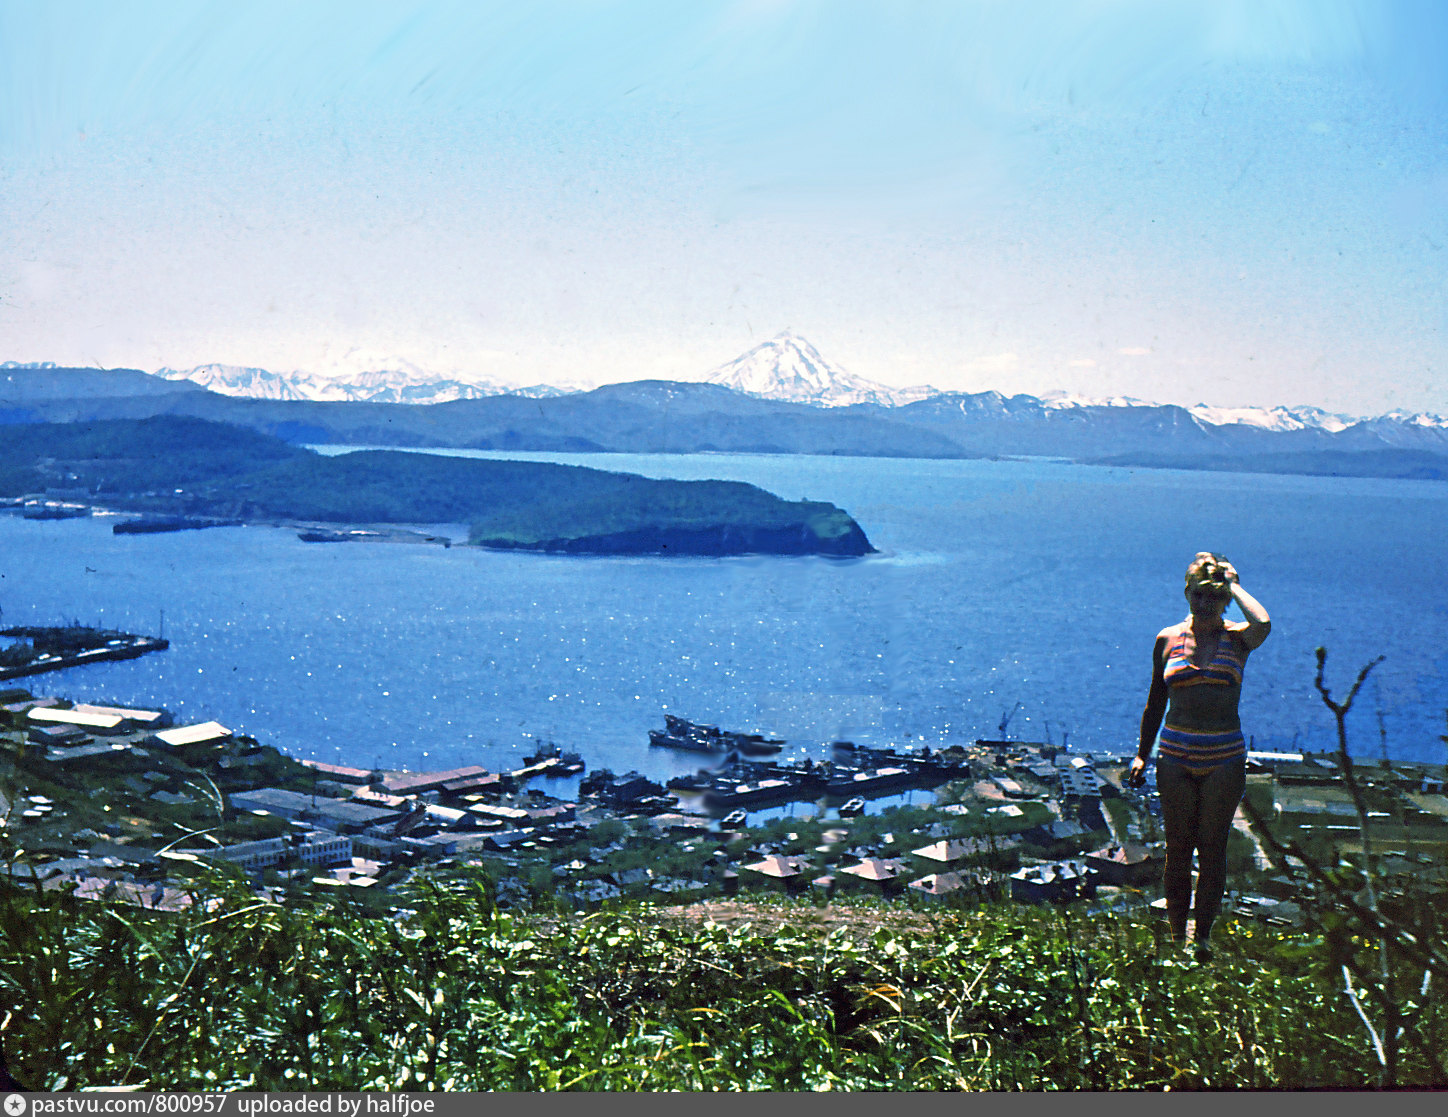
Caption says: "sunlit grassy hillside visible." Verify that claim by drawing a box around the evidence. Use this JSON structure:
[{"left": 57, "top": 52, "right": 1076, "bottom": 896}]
[{"left": 3, "top": 877, "right": 1444, "bottom": 1091}]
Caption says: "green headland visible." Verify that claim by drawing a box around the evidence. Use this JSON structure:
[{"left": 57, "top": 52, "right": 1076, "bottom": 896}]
[{"left": 0, "top": 416, "right": 874, "bottom": 557}]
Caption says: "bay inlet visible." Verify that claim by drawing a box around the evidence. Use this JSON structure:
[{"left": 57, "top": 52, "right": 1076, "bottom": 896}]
[{"left": 1, "top": 451, "right": 1444, "bottom": 783}]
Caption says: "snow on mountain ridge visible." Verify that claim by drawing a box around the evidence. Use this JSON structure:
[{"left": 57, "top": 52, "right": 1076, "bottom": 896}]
[
  {"left": 157, "top": 363, "right": 568, "bottom": 404},
  {"left": 1186, "top": 402, "right": 1357, "bottom": 433},
  {"left": 21, "top": 348, "right": 1445, "bottom": 430},
  {"left": 1038, "top": 389, "right": 1360, "bottom": 432},
  {"left": 1039, "top": 389, "right": 1157, "bottom": 409},
  {"left": 159, "top": 364, "right": 313, "bottom": 401},
  {"left": 1378, "top": 409, "right": 1448, "bottom": 428}
]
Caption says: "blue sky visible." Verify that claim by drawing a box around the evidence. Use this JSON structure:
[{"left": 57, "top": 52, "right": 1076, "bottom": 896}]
[{"left": 3, "top": 1, "right": 1447, "bottom": 413}]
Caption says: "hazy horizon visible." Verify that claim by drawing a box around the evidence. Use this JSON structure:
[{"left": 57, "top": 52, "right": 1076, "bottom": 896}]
[
  {"left": 4, "top": 2, "right": 1448, "bottom": 415},
  {"left": 0, "top": 339, "right": 1430, "bottom": 421}
]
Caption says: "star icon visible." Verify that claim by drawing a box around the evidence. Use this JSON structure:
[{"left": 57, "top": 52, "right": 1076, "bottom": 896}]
[{"left": 4, "top": 1094, "right": 26, "bottom": 1115}]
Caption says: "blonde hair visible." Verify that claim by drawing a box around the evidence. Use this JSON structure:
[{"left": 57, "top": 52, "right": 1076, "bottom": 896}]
[{"left": 1185, "top": 551, "right": 1232, "bottom": 595}]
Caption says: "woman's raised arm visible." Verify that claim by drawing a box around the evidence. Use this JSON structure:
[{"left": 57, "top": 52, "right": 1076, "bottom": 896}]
[{"left": 1223, "top": 563, "right": 1271, "bottom": 650}]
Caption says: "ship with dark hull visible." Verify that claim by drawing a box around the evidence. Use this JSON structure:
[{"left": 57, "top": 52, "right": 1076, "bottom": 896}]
[
  {"left": 579, "top": 769, "right": 670, "bottom": 812},
  {"left": 744, "top": 758, "right": 831, "bottom": 795},
  {"left": 666, "top": 770, "right": 717, "bottom": 792},
  {"left": 21, "top": 504, "right": 91, "bottom": 520},
  {"left": 522, "top": 741, "right": 585, "bottom": 776},
  {"left": 114, "top": 516, "right": 238, "bottom": 535},
  {"left": 702, "top": 777, "right": 801, "bottom": 810},
  {"left": 0, "top": 625, "right": 169, "bottom": 680},
  {"left": 832, "top": 740, "right": 972, "bottom": 780},
  {"left": 298, "top": 529, "right": 385, "bottom": 543},
  {"left": 648, "top": 714, "right": 784, "bottom": 756},
  {"left": 825, "top": 765, "right": 919, "bottom": 798},
  {"left": 298, "top": 529, "right": 352, "bottom": 543},
  {"left": 697, "top": 754, "right": 834, "bottom": 811}
]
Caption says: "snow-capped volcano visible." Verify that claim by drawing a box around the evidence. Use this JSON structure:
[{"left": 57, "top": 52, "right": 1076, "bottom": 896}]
[{"left": 704, "top": 332, "right": 934, "bottom": 408}]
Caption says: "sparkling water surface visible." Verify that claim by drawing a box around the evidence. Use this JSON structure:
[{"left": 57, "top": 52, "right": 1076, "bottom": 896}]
[{"left": 3, "top": 451, "right": 1445, "bottom": 788}]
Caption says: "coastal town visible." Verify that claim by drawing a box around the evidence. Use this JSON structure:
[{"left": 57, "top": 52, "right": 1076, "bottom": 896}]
[{"left": 5, "top": 631, "right": 1447, "bottom": 925}]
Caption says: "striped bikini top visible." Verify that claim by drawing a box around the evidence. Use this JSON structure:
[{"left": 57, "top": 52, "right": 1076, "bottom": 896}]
[{"left": 1163, "top": 627, "right": 1246, "bottom": 688}]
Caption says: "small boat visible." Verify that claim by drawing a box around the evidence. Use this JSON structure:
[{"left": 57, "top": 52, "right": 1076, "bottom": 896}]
[
  {"left": 839, "top": 797, "right": 866, "bottom": 817},
  {"left": 523, "top": 742, "right": 585, "bottom": 776},
  {"left": 720, "top": 809, "right": 748, "bottom": 829}
]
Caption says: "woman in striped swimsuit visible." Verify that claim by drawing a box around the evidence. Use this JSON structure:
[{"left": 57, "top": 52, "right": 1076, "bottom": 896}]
[{"left": 1128, "top": 552, "right": 1272, "bottom": 958}]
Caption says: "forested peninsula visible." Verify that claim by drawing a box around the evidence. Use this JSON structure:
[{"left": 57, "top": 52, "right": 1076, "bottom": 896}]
[{"left": 0, "top": 417, "right": 875, "bottom": 557}]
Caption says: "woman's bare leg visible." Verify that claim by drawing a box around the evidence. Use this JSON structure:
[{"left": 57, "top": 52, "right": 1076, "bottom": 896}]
[
  {"left": 1191, "top": 760, "right": 1247, "bottom": 947},
  {"left": 1154, "top": 759, "right": 1202, "bottom": 943}
]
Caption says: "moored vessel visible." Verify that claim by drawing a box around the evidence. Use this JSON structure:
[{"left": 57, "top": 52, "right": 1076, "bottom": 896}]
[
  {"left": 825, "top": 765, "right": 917, "bottom": 798},
  {"left": 648, "top": 714, "right": 785, "bottom": 756}
]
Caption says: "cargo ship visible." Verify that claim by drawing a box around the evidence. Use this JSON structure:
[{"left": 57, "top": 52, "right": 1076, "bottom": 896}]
[
  {"left": 825, "top": 765, "right": 918, "bottom": 798},
  {"left": 703, "top": 777, "right": 800, "bottom": 810},
  {"left": 647, "top": 714, "right": 784, "bottom": 756}
]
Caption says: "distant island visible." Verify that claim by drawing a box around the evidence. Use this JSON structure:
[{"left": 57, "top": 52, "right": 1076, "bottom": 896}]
[{"left": 0, "top": 416, "right": 875, "bottom": 558}]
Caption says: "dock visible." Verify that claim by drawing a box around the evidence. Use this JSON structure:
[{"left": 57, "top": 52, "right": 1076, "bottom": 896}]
[{"left": 0, "top": 628, "right": 170, "bottom": 680}]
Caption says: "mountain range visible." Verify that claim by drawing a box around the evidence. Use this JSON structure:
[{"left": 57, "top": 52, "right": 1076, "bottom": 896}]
[
  {"left": 4, "top": 339, "right": 1447, "bottom": 481},
  {"left": 7, "top": 336, "right": 1435, "bottom": 432},
  {"left": 153, "top": 363, "right": 574, "bottom": 403}
]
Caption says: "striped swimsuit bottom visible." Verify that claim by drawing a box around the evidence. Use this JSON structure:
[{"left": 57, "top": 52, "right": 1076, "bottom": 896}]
[{"left": 1156, "top": 725, "right": 1247, "bottom": 772}]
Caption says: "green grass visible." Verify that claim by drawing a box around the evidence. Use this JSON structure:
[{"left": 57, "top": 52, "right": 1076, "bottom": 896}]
[{"left": 3, "top": 875, "right": 1444, "bottom": 1091}]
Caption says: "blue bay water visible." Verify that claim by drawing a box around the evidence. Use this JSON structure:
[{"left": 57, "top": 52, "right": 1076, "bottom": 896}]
[{"left": 1, "top": 452, "right": 1445, "bottom": 790}]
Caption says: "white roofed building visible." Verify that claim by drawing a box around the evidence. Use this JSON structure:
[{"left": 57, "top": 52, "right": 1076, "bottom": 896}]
[
  {"left": 28, "top": 706, "right": 126, "bottom": 735},
  {"left": 151, "top": 721, "right": 233, "bottom": 748},
  {"left": 71, "top": 703, "right": 171, "bottom": 730}
]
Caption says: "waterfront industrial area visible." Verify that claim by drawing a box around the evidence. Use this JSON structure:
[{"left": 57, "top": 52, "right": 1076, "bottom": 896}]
[{"left": 4, "top": 626, "right": 1448, "bottom": 924}]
